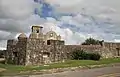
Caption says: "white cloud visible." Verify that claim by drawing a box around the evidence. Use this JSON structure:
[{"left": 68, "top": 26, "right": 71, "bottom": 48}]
[
  {"left": 0, "top": 0, "right": 36, "bottom": 20},
  {"left": 45, "top": 0, "right": 120, "bottom": 25},
  {"left": 0, "top": 47, "right": 6, "bottom": 50},
  {"left": 0, "top": 31, "right": 11, "bottom": 40},
  {"left": 114, "top": 39, "right": 120, "bottom": 42},
  {"left": 45, "top": 0, "right": 83, "bottom": 7},
  {"left": 0, "top": 0, "right": 45, "bottom": 49},
  {"left": 41, "top": 22, "right": 102, "bottom": 45},
  {"left": 0, "top": 40, "right": 7, "bottom": 50},
  {"left": 1, "top": 0, "right": 120, "bottom": 49}
]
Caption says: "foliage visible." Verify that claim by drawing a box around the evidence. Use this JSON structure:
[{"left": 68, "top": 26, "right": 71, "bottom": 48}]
[
  {"left": 91, "top": 53, "right": 101, "bottom": 60},
  {"left": 71, "top": 50, "right": 84, "bottom": 60},
  {"left": 82, "top": 37, "right": 101, "bottom": 45},
  {"left": 71, "top": 49, "right": 101, "bottom": 61}
]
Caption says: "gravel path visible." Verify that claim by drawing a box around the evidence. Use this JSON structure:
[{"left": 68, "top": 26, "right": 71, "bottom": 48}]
[{"left": 4, "top": 66, "right": 120, "bottom": 77}]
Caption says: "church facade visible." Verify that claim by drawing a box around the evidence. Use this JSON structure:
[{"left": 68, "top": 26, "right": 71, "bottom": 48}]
[{"left": 6, "top": 26, "right": 65, "bottom": 65}]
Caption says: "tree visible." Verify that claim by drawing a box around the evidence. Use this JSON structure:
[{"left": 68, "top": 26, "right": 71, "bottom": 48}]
[{"left": 82, "top": 37, "right": 100, "bottom": 45}]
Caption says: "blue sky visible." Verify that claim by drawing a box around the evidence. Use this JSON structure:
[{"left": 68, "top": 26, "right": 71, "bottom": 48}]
[{"left": 0, "top": 0, "right": 120, "bottom": 49}]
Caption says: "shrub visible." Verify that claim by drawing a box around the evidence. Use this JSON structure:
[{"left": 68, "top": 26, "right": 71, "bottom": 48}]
[
  {"left": 90, "top": 53, "right": 101, "bottom": 61},
  {"left": 71, "top": 50, "right": 83, "bottom": 60},
  {"left": 71, "top": 50, "right": 101, "bottom": 61}
]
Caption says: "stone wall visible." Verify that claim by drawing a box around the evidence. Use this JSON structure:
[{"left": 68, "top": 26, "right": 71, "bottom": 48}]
[
  {"left": 6, "top": 38, "right": 120, "bottom": 66},
  {"left": 25, "top": 39, "right": 65, "bottom": 65},
  {"left": 16, "top": 38, "right": 27, "bottom": 65},
  {"left": 104, "top": 42, "right": 120, "bottom": 48},
  {"left": 5, "top": 39, "right": 17, "bottom": 64},
  {"left": 26, "top": 39, "right": 46, "bottom": 65},
  {"left": 104, "top": 42, "right": 120, "bottom": 57},
  {"left": 62, "top": 45, "right": 116, "bottom": 59},
  {"left": 6, "top": 38, "right": 27, "bottom": 65}
]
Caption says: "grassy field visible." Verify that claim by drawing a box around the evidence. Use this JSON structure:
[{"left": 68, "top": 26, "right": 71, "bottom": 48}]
[{"left": 0, "top": 58, "right": 120, "bottom": 76}]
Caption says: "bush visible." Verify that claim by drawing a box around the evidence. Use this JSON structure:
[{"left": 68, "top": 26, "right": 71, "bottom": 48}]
[
  {"left": 90, "top": 53, "right": 101, "bottom": 61},
  {"left": 71, "top": 50, "right": 101, "bottom": 61},
  {"left": 71, "top": 50, "right": 83, "bottom": 60}
]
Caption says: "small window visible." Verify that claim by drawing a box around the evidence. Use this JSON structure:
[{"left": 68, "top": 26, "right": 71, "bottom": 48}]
[
  {"left": 13, "top": 52, "right": 18, "bottom": 57},
  {"left": 47, "top": 40, "right": 51, "bottom": 45}
]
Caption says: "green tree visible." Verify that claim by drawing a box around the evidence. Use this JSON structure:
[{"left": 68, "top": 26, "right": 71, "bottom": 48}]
[{"left": 82, "top": 37, "right": 100, "bottom": 45}]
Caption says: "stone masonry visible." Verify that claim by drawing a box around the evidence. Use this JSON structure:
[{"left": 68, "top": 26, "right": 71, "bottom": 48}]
[{"left": 5, "top": 26, "right": 120, "bottom": 66}]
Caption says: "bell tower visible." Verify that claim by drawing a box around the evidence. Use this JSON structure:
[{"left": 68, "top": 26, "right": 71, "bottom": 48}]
[
  {"left": 29, "top": 25, "right": 43, "bottom": 39},
  {"left": 31, "top": 26, "right": 43, "bottom": 33}
]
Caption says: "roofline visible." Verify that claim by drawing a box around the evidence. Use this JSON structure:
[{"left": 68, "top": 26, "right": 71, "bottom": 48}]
[{"left": 32, "top": 26, "right": 43, "bottom": 29}]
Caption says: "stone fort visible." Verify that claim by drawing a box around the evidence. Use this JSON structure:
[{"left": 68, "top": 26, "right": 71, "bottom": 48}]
[{"left": 5, "top": 26, "right": 120, "bottom": 66}]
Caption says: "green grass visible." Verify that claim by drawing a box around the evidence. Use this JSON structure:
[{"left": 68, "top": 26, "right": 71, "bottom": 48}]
[{"left": 0, "top": 58, "right": 120, "bottom": 76}]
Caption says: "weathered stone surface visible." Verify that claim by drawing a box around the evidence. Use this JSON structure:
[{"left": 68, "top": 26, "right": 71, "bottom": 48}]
[{"left": 5, "top": 26, "right": 120, "bottom": 66}]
